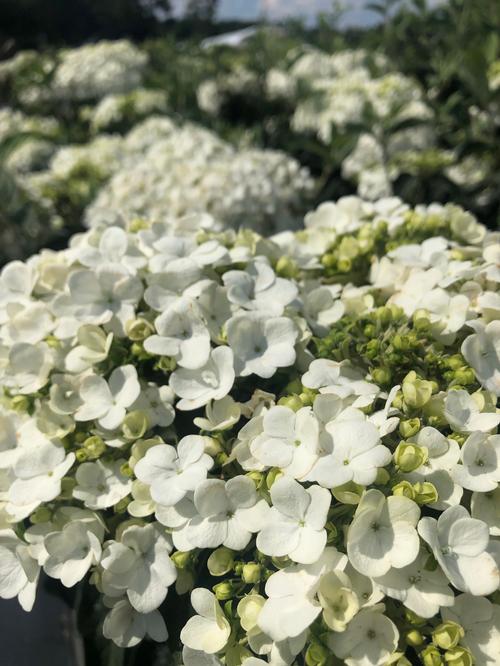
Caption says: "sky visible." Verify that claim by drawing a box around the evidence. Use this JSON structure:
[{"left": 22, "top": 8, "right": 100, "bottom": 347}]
[{"left": 171, "top": 0, "right": 444, "bottom": 26}]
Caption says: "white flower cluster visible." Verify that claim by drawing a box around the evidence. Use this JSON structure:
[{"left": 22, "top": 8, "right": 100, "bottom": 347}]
[
  {"left": 197, "top": 67, "right": 261, "bottom": 115},
  {"left": 0, "top": 193, "right": 499, "bottom": 664},
  {"left": 51, "top": 40, "right": 148, "bottom": 101},
  {"left": 86, "top": 88, "right": 169, "bottom": 133},
  {"left": 0, "top": 108, "right": 60, "bottom": 144}
]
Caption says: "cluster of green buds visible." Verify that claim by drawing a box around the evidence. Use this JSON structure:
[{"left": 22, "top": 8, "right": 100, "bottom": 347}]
[{"left": 278, "top": 378, "right": 317, "bottom": 411}]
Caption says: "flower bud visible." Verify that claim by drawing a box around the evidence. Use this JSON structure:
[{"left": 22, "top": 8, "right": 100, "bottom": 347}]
[
  {"left": 128, "top": 218, "right": 149, "bottom": 232},
  {"left": 246, "top": 471, "right": 265, "bottom": 490},
  {"left": 266, "top": 468, "right": 284, "bottom": 489},
  {"left": 207, "top": 548, "right": 234, "bottom": 576},
  {"left": 120, "top": 462, "right": 134, "bottom": 478},
  {"left": 305, "top": 642, "right": 329, "bottom": 666},
  {"left": 406, "top": 630, "right": 424, "bottom": 647},
  {"left": 337, "top": 258, "right": 352, "bottom": 272},
  {"left": 275, "top": 256, "right": 299, "bottom": 279},
  {"left": 126, "top": 317, "right": 154, "bottom": 341},
  {"left": 84, "top": 435, "right": 106, "bottom": 460},
  {"left": 237, "top": 594, "right": 265, "bottom": 632},
  {"left": 213, "top": 581, "right": 234, "bottom": 601},
  {"left": 60, "top": 477, "right": 76, "bottom": 498},
  {"left": 453, "top": 368, "right": 476, "bottom": 386},
  {"left": 443, "top": 647, "right": 473, "bottom": 666},
  {"left": 433, "top": 621, "right": 465, "bottom": 650},
  {"left": 420, "top": 646, "right": 444, "bottom": 666},
  {"left": 10, "top": 395, "right": 30, "bottom": 412},
  {"left": 30, "top": 506, "right": 52, "bottom": 524},
  {"left": 271, "top": 555, "right": 290, "bottom": 569},
  {"left": 394, "top": 441, "right": 428, "bottom": 472},
  {"left": 156, "top": 356, "right": 176, "bottom": 372},
  {"left": 242, "top": 563, "right": 262, "bottom": 584},
  {"left": 413, "top": 309, "right": 431, "bottom": 331},
  {"left": 405, "top": 609, "right": 426, "bottom": 626},
  {"left": 299, "top": 388, "right": 317, "bottom": 406},
  {"left": 277, "top": 395, "right": 303, "bottom": 411},
  {"left": 402, "top": 371, "right": 434, "bottom": 409},
  {"left": 114, "top": 497, "right": 130, "bottom": 514},
  {"left": 371, "top": 367, "right": 392, "bottom": 386},
  {"left": 375, "top": 306, "right": 393, "bottom": 325},
  {"left": 392, "top": 481, "right": 416, "bottom": 500},
  {"left": 76, "top": 448, "right": 88, "bottom": 463},
  {"left": 332, "top": 481, "right": 364, "bottom": 505},
  {"left": 122, "top": 411, "right": 149, "bottom": 440},
  {"left": 399, "top": 418, "right": 421, "bottom": 439},
  {"left": 414, "top": 481, "right": 439, "bottom": 505},
  {"left": 172, "top": 551, "right": 192, "bottom": 570},
  {"left": 395, "top": 658, "right": 413, "bottom": 666},
  {"left": 321, "top": 253, "right": 336, "bottom": 269}
]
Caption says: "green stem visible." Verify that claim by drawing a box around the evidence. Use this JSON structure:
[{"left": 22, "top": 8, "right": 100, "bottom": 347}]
[{"left": 107, "top": 644, "right": 125, "bottom": 666}]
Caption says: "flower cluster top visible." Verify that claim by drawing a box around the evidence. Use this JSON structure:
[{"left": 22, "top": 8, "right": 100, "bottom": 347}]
[{"left": 0, "top": 196, "right": 499, "bottom": 666}]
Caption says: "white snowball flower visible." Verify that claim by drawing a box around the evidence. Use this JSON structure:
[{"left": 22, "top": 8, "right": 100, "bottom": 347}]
[
  {"left": 258, "top": 548, "right": 347, "bottom": 642},
  {"left": 2, "top": 342, "right": 53, "bottom": 394},
  {"left": 131, "top": 383, "right": 175, "bottom": 427},
  {"left": 75, "top": 364, "right": 140, "bottom": 430},
  {"left": 103, "top": 599, "right": 168, "bottom": 648},
  {"left": 444, "top": 389, "right": 500, "bottom": 433},
  {"left": 372, "top": 548, "right": 454, "bottom": 618},
  {"left": 65, "top": 324, "right": 113, "bottom": 373},
  {"left": 101, "top": 523, "right": 176, "bottom": 613},
  {"left": 250, "top": 405, "right": 319, "bottom": 478},
  {"left": 347, "top": 489, "right": 420, "bottom": 577},
  {"left": 257, "top": 477, "right": 330, "bottom": 564},
  {"left": 452, "top": 432, "right": 500, "bottom": 492},
  {"left": 77, "top": 226, "right": 146, "bottom": 273},
  {"left": 418, "top": 505, "right": 500, "bottom": 595},
  {"left": 147, "top": 297, "right": 211, "bottom": 368},
  {"left": 73, "top": 459, "right": 132, "bottom": 509},
  {"left": 442, "top": 594, "right": 500, "bottom": 665},
  {"left": 169, "top": 346, "right": 235, "bottom": 411},
  {"left": 180, "top": 588, "right": 231, "bottom": 654},
  {"left": 1, "top": 302, "right": 53, "bottom": 345},
  {"left": 0, "top": 529, "right": 39, "bottom": 611},
  {"left": 43, "top": 520, "right": 103, "bottom": 587},
  {"left": 226, "top": 311, "right": 297, "bottom": 378},
  {"left": 307, "top": 418, "right": 391, "bottom": 488},
  {"left": 193, "top": 395, "right": 241, "bottom": 432},
  {"left": 461, "top": 320, "right": 500, "bottom": 395},
  {"left": 222, "top": 257, "right": 298, "bottom": 316},
  {"left": 328, "top": 608, "right": 399, "bottom": 666},
  {"left": 134, "top": 436, "right": 213, "bottom": 506},
  {"left": 187, "top": 476, "right": 269, "bottom": 550},
  {"left": 471, "top": 487, "right": 500, "bottom": 535}
]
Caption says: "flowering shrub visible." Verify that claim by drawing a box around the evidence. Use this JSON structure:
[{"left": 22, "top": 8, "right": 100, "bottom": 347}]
[{"left": 0, "top": 194, "right": 499, "bottom": 665}]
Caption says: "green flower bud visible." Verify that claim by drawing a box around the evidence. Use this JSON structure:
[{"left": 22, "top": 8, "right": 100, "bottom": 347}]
[
  {"left": 406, "top": 630, "right": 424, "bottom": 647},
  {"left": 394, "top": 441, "right": 428, "bottom": 472},
  {"left": 299, "top": 388, "right": 317, "bottom": 406},
  {"left": 403, "top": 371, "right": 434, "bottom": 409},
  {"left": 275, "top": 256, "right": 299, "bottom": 279},
  {"left": 375, "top": 468, "right": 390, "bottom": 485},
  {"left": 454, "top": 368, "right": 476, "bottom": 386},
  {"left": 10, "top": 395, "right": 30, "bottom": 412},
  {"left": 84, "top": 435, "right": 106, "bottom": 460},
  {"left": 126, "top": 317, "right": 154, "bottom": 342},
  {"left": 433, "top": 621, "right": 465, "bottom": 650},
  {"left": 413, "top": 309, "right": 431, "bottom": 331},
  {"left": 332, "top": 481, "right": 364, "bottom": 505},
  {"left": 60, "top": 477, "right": 76, "bottom": 499},
  {"left": 420, "top": 645, "right": 444, "bottom": 666},
  {"left": 364, "top": 324, "right": 376, "bottom": 338},
  {"left": 242, "top": 563, "right": 262, "bottom": 584},
  {"left": 172, "top": 551, "right": 192, "bottom": 570},
  {"left": 76, "top": 448, "right": 88, "bottom": 463},
  {"left": 277, "top": 395, "right": 303, "bottom": 411},
  {"left": 399, "top": 418, "right": 421, "bottom": 439},
  {"left": 371, "top": 367, "right": 392, "bottom": 386},
  {"left": 266, "top": 468, "right": 284, "bottom": 489},
  {"left": 271, "top": 555, "right": 290, "bottom": 569},
  {"left": 405, "top": 609, "right": 426, "bottom": 626},
  {"left": 120, "top": 462, "right": 134, "bottom": 478},
  {"left": 122, "top": 410, "right": 149, "bottom": 440},
  {"left": 207, "top": 548, "right": 234, "bottom": 576},
  {"left": 128, "top": 218, "right": 149, "bottom": 232},
  {"left": 305, "top": 642, "right": 329, "bottom": 666},
  {"left": 246, "top": 471, "right": 265, "bottom": 490},
  {"left": 337, "top": 258, "right": 352, "bottom": 272},
  {"left": 375, "top": 306, "right": 393, "bottom": 325},
  {"left": 284, "top": 378, "right": 303, "bottom": 395},
  {"left": 213, "top": 581, "right": 234, "bottom": 601},
  {"left": 393, "top": 334, "right": 412, "bottom": 351},
  {"left": 156, "top": 356, "right": 176, "bottom": 373},
  {"left": 392, "top": 480, "right": 416, "bottom": 500},
  {"left": 45, "top": 334, "right": 61, "bottom": 349},
  {"left": 321, "top": 253, "right": 336, "bottom": 269},
  {"left": 338, "top": 236, "right": 359, "bottom": 260},
  {"left": 414, "top": 481, "right": 439, "bottom": 505},
  {"left": 443, "top": 647, "right": 473, "bottom": 666},
  {"left": 395, "top": 658, "right": 413, "bottom": 666},
  {"left": 114, "top": 497, "right": 131, "bottom": 514},
  {"left": 30, "top": 506, "right": 52, "bottom": 524}
]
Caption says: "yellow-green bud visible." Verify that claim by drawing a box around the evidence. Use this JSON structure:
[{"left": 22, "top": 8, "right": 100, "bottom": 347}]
[
  {"left": 266, "top": 468, "right": 284, "bottom": 489},
  {"left": 399, "top": 418, "right": 421, "bottom": 439},
  {"left": 433, "top": 622, "right": 465, "bottom": 650},
  {"left": 321, "top": 253, "right": 336, "bottom": 269},
  {"left": 30, "top": 506, "right": 52, "bottom": 524},
  {"left": 120, "top": 462, "right": 134, "bottom": 478},
  {"left": 45, "top": 334, "right": 61, "bottom": 349},
  {"left": 171, "top": 551, "right": 192, "bottom": 570},
  {"left": 60, "top": 477, "right": 76, "bottom": 498},
  {"left": 114, "top": 497, "right": 130, "bottom": 514},
  {"left": 84, "top": 435, "right": 106, "bottom": 460},
  {"left": 421, "top": 646, "right": 444, "bottom": 666},
  {"left": 405, "top": 609, "right": 426, "bottom": 626},
  {"left": 10, "top": 395, "right": 30, "bottom": 412},
  {"left": 271, "top": 556, "right": 290, "bottom": 569},
  {"left": 126, "top": 317, "right": 154, "bottom": 342},
  {"left": 332, "top": 481, "right": 364, "bottom": 505},
  {"left": 299, "top": 388, "right": 317, "bottom": 406},
  {"left": 406, "top": 630, "right": 424, "bottom": 647},
  {"left": 242, "top": 563, "right": 262, "bottom": 584},
  {"left": 375, "top": 306, "right": 393, "bottom": 325},
  {"left": 213, "top": 581, "right": 234, "bottom": 601},
  {"left": 395, "top": 658, "right": 413, "bottom": 666},
  {"left": 277, "top": 395, "right": 303, "bottom": 411},
  {"left": 275, "top": 256, "right": 299, "bottom": 279},
  {"left": 392, "top": 480, "right": 416, "bottom": 500},
  {"left": 122, "top": 411, "right": 149, "bottom": 440},
  {"left": 157, "top": 356, "right": 176, "bottom": 372},
  {"left": 403, "top": 371, "right": 434, "bottom": 409},
  {"left": 305, "top": 642, "right": 329, "bottom": 666},
  {"left": 375, "top": 467, "right": 391, "bottom": 485},
  {"left": 371, "top": 367, "right": 392, "bottom": 385},
  {"left": 337, "top": 258, "right": 352, "bottom": 272},
  {"left": 246, "top": 471, "right": 264, "bottom": 490},
  {"left": 207, "top": 548, "right": 234, "bottom": 576},
  {"left": 394, "top": 441, "right": 428, "bottom": 472},
  {"left": 414, "top": 481, "right": 439, "bottom": 505},
  {"left": 443, "top": 647, "right": 473, "bottom": 666},
  {"left": 413, "top": 309, "right": 431, "bottom": 331},
  {"left": 128, "top": 218, "right": 149, "bottom": 232},
  {"left": 454, "top": 368, "right": 475, "bottom": 385},
  {"left": 76, "top": 448, "right": 88, "bottom": 462}
]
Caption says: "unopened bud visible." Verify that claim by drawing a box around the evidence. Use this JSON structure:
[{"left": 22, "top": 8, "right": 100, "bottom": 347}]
[
  {"left": 433, "top": 621, "right": 465, "bottom": 650},
  {"left": 207, "top": 548, "right": 234, "bottom": 576},
  {"left": 394, "top": 441, "right": 428, "bottom": 472}
]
